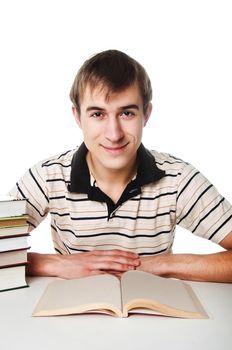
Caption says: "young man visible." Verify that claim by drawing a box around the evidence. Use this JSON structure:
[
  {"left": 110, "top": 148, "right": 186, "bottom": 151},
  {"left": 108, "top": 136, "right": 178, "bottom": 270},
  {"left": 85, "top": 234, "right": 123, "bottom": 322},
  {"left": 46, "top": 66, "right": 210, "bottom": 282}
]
[{"left": 9, "top": 50, "right": 232, "bottom": 282}]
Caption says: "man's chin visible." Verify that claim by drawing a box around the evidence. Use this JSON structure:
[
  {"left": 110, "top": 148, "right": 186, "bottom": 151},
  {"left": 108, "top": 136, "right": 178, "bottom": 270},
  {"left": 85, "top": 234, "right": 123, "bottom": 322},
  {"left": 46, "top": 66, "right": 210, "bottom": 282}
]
[{"left": 100, "top": 159, "right": 130, "bottom": 172}]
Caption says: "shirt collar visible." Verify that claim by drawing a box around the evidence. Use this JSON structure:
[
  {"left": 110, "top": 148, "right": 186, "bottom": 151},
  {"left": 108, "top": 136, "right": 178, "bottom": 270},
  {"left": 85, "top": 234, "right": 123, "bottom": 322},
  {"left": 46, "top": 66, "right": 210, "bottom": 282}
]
[{"left": 68, "top": 142, "right": 165, "bottom": 193}]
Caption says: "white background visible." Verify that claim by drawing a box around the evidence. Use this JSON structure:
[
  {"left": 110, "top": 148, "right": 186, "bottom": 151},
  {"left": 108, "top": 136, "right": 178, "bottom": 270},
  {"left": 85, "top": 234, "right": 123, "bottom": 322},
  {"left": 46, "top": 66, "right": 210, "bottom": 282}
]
[{"left": 0, "top": 0, "right": 231, "bottom": 254}]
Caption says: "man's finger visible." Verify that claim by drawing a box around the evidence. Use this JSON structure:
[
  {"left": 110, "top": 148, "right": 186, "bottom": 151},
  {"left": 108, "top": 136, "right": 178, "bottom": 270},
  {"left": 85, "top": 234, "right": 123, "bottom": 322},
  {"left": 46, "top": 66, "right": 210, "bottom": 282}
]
[
  {"left": 89, "top": 254, "right": 139, "bottom": 266},
  {"left": 92, "top": 249, "right": 139, "bottom": 259},
  {"left": 89, "top": 261, "right": 137, "bottom": 272}
]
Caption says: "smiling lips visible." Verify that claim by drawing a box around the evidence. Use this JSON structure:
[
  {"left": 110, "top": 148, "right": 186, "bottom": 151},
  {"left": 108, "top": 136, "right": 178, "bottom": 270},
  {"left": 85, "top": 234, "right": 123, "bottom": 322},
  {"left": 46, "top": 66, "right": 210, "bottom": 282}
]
[{"left": 101, "top": 143, "right": 129, "bottom": 153}]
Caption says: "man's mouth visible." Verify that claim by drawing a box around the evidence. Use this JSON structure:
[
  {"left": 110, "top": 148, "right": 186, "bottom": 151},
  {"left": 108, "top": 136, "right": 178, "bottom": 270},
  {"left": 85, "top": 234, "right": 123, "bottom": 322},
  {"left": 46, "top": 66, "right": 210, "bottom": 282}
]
[{"left": 101, "top": 143, "right": 129, "bottom": 153}]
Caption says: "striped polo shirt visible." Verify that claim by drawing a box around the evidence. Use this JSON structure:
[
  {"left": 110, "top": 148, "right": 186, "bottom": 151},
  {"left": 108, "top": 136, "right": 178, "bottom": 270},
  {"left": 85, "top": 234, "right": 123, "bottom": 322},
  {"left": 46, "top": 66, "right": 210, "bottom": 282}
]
[{"left": 9, "top": 143, "right": 232, "bottom": 256}]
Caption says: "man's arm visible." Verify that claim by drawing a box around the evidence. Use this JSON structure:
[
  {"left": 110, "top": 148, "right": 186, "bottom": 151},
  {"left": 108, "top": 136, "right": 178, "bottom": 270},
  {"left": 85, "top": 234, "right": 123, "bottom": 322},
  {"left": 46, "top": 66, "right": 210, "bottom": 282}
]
[
  {"left": 26, "top": 249, "right": 140, "bottom": 279},
  {"left": 137, "top": 232, "right": 232, "bottom": 282}
]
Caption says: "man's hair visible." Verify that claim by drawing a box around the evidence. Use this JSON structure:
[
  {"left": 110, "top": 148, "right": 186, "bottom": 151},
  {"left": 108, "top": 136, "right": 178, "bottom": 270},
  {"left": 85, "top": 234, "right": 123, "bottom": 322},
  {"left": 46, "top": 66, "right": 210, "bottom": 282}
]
[{"left": 70, "top": 49, "right": 152, "bottom": 114}]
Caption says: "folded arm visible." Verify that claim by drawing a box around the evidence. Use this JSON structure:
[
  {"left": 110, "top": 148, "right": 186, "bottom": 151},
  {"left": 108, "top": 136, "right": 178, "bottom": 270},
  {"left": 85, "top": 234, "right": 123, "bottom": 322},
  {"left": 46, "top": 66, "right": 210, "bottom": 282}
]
[
  {"left": 137, "top": 232, "right": 232, "bottom": 283},
  {"left": 27, "top": 233, "right": 232, "bottom": 282}
]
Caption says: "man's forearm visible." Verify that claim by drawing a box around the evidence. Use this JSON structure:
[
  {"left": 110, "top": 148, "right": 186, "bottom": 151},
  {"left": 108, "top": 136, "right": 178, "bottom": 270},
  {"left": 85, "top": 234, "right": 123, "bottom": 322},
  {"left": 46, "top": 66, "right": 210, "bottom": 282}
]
[
  {"left": 26, "top": 252, "right": 60, "bottom": 277},
  {"left": 137, "top": 251, "right": 232, "bottom": 283}
]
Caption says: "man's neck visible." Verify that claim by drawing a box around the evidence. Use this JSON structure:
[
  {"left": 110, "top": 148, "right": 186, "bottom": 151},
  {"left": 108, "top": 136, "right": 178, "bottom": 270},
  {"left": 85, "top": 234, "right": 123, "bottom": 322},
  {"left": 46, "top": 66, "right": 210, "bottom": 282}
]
[{"left": 86, "top": 152, "right": 137, "bottom": 188}]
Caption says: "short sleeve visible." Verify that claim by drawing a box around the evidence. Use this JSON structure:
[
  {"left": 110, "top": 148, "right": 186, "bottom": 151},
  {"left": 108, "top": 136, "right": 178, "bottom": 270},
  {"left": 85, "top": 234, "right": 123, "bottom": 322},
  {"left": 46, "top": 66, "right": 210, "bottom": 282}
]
[
  {"left": 176, "top": 163, "right": 232, "bottom": 244},
  {"left": 8, "top": 160, "right": 50, "bottom": 232}
]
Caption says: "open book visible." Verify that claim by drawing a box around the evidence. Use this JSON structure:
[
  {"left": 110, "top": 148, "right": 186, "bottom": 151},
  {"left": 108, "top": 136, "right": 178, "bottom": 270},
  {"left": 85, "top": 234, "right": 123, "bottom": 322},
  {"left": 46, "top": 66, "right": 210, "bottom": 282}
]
[{"left": 32, "top": 271, "right": 207, "bottom": 319}]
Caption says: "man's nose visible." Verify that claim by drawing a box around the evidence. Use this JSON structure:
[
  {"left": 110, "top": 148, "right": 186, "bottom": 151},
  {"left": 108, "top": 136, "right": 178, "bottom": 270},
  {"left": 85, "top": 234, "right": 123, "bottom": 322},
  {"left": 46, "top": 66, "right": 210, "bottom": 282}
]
[{"left": 104, "top": 116, "right": 124, "bottom": 142}]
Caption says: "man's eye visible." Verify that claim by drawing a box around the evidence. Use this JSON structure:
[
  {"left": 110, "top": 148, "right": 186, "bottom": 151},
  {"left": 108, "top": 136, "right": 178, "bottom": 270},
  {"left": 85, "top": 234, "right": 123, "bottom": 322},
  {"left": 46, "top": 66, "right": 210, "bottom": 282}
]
[
  {"left": 91, "top": 112, "right": 103, "bottom": 118},
  {"left": 121, "top": 111, "right": 134, "bottom": 118}
]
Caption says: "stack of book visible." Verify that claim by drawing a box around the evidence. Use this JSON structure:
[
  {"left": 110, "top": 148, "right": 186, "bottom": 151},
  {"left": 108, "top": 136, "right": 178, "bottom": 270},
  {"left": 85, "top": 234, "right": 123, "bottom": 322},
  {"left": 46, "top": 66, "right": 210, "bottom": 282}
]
[{"left": 0, "top": 196, "right": 30, "bottom": 292}]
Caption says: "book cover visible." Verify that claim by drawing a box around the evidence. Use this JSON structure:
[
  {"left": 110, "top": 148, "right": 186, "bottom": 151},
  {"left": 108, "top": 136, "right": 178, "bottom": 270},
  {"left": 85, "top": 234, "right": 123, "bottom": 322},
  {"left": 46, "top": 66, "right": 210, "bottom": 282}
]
[{"left": 0, "top": 215, "right": 29, "bottom": 228}]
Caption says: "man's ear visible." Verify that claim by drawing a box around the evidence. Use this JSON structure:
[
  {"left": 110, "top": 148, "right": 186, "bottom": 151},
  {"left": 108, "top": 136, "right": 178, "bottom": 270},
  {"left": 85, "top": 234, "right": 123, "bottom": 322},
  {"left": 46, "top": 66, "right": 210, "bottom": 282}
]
[
  {"left": 72, "top": 105, "right": 82, "bottom": 128},
  {"left": 143, "top": 102, "right": 152, "bottom": 126}
]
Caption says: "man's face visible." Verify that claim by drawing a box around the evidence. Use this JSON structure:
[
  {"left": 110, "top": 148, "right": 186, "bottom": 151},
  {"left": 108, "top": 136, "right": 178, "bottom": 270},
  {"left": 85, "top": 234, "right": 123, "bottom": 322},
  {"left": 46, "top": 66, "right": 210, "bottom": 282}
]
[{"left": 73, "top": 83, "right": 151, "bottom": 175}]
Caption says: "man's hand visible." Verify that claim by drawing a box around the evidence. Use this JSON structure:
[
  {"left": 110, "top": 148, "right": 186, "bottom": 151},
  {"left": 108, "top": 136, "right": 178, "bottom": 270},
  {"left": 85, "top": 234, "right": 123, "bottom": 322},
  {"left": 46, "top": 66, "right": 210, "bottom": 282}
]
[
  {"left": 27, "top": 250, "right": 140, "bottom": 279},
  {"left": 136, "top": 254, "right": 170, "bottom": 276}
]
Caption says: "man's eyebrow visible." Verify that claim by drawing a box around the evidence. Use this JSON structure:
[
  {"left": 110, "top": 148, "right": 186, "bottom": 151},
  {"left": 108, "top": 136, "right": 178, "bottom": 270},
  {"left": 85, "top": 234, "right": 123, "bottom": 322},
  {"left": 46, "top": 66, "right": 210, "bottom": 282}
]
[
  {"left": 86, "top": 104, "right": 140, "bottom": 112},
  {"left": 86, "top": 106, "right": 105, "bottom": 112},
  {"left": 119, "top": 104, "right": 139, "bottom": 110}
]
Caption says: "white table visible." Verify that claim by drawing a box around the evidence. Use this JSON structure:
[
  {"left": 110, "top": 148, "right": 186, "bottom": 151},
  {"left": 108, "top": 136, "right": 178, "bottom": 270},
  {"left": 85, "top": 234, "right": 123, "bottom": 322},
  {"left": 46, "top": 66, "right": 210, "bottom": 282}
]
[{"left": 0, "top": 277, "right": 232, "bottom": 350}]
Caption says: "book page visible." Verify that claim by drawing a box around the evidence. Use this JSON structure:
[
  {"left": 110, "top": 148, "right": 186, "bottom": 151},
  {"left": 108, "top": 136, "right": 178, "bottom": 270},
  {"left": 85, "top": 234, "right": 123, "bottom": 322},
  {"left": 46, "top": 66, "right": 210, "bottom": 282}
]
[
  {"left": 121, "top": 270, "right": 207, "bottom": 318},
  {"left": 33, "top": 274, "right": 122, "bottom": 317},
  {"left": 0, "top": 197, "right": 26, "bottom": 218}
]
